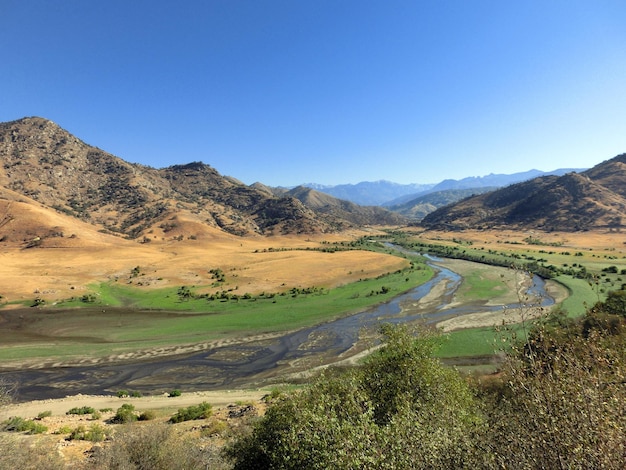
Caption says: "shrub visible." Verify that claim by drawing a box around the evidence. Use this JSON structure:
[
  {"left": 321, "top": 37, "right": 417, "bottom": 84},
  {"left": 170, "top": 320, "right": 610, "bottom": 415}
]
[
  {"left": 225, "top": 325, "right": 483, "bottom": 469},
  {"left": 111, "top": 403, "right": 138, "bottom": 424},
  {"left": 482, "top": 312, "right": 626, "bottom": 469},
  {"left": 68, "top": 423, "right": 107, "bottom": 442},
  {"left": 36, "top": 410, "right": 52, "bottom": 419},
  {"left": 168, "top": 389, "right": 182, "bottom": 397},
  {"left": 66, "top": 406, "right": 96, "bottom": 415},
  {"left": 138, "top": 410, "right": 157, "bottom": 421},
  {"left": 169, "top": 402, "right": 212, "bottom": 423},
  {"left": 54, "top": 425, "right": 73, "bottom": 434},
  {"left": 0, "top": 435, "right": 64, "bottom": 469},
  {"left": 2, "top": 416, "right": 48, "bottom": 434},
  {"left": 199, "top": 418, "right": 228, "bottom": 437},
  {"left": 90, "top": 424, "right": 218, "bottom": 470}
]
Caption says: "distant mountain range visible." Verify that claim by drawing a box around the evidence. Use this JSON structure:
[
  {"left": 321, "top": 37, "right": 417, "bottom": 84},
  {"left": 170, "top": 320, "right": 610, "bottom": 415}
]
[
  {"left": 302, "top": 181, "right": 434, "bottom": 206},
  {"left": 0, "top": 116, "right": 621, "bottom": 240},
  {"left": 305, "top": 170, "right": 585, "bottom": 206},
  {"left": 420, "top": 154, "right": 626, "bottom": 231},
  {"left": 302, "top": 169, "right": 584, "bottom": 220}
]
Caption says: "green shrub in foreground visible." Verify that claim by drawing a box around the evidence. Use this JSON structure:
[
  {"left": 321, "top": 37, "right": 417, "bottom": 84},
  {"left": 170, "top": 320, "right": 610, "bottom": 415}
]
[
  {"left": 225, "top": 324, "right": 484, "bottom": 469},
  {"left": 111, "top": 403, "right": 138, "bottom": 424},
  {"left": 169, "top": 402, "right": 212, "bottom": 423},
  {"left": 2, "top": 416, "right": 48, "bottom": 434}
]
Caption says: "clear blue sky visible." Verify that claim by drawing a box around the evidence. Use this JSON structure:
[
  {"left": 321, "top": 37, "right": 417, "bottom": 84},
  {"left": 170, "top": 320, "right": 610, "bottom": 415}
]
[{"left": 2, "top": 1, "right": 625, "bottom": 186}]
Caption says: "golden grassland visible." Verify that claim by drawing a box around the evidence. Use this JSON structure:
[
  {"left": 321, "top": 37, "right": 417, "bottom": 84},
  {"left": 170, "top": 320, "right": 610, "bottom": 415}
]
[{"left": 0, "top": 221, "right": 407, "bottom": 307}]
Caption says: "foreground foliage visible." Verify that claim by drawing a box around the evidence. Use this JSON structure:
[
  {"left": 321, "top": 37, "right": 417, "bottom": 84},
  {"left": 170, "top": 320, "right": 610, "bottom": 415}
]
[
  {"left": 1, "top": 291, "right": 624, "bottom": 469},
  {"left": 225, "top": 325, "right": 485, "bottom": 469},
  {"left": 226, "top": 296, "right": 626, "bottom": 469}
]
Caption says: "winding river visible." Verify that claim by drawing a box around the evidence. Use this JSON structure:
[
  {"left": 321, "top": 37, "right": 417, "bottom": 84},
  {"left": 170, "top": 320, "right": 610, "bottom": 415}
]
[{"left": 1, "top": 255, "right": 555, "bottom": 402}]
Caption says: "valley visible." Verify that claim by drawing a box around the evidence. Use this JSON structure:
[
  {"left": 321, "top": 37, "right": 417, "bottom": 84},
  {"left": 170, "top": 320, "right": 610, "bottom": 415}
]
[{"left": 1, "top": 116, "right": 625, "bottom": 468}]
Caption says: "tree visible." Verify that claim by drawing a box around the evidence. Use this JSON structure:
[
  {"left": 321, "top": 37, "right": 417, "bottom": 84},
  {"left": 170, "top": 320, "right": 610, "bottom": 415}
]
[{"left": 225, "top": 325, "right": 484, "bottom": 469}]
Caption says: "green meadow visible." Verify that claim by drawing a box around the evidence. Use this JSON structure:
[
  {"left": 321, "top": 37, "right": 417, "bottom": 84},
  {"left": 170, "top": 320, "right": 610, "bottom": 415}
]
[{"left": 0, "top": 259, "right": 434, "bottom": 364}]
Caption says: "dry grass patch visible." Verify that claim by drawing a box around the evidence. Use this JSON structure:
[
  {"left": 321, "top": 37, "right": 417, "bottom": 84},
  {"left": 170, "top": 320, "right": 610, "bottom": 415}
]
[{"left": 0, "top": 227, "right": 406, "bottom": 305}]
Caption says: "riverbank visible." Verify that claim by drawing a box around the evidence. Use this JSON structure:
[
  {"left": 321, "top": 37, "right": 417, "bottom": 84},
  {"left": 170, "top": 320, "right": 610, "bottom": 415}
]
[
  {"left": 0, "top": 388, "right": 269, "bottom": 423},
  {"left": 399, "top": 257, "right": 569, "bottom": 332}
]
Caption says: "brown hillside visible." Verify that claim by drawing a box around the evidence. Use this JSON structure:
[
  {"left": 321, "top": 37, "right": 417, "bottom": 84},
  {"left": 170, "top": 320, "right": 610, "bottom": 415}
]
[
  {"left": 288, "top": 186, "right": 407, "bottom": 226},
  {"left": 421, "top": 154, "right": 626, "bottom": 231},
  {"left": 0, "top": 117, "right": 402, "bottom": 239}
]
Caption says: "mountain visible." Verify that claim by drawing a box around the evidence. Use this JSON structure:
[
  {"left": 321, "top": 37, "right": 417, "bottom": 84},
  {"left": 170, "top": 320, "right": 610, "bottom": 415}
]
[
  {"left": 389, "top": 187, "right": 498, "bottom": 220},
  {"left": 287, "top": 186, "right": 406, "bottom": 226},
  {"left": 0, "top": 117, "right": 403, "bottom": 240},
  {"left": 304, "top": 170, "right": 582, "bottom": 209},
  {"left": 428, "top": 168, "right": 581, "bottom": 193},
  {"left": 303, "top": 181, "right": 435, "bottom": 206},
  {"left": 420, "top": 154, "right": 626, "bottom": 231}
]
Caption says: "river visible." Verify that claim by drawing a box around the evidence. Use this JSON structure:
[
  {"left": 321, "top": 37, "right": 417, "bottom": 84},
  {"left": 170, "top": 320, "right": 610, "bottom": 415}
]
[{"left": 0, "top": 255, "right": 554, "bottom": 402}]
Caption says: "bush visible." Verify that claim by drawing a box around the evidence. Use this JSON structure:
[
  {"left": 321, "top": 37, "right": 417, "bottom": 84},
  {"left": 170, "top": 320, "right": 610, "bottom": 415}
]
[
  {"left": 481, "top": 312, "right": 626, "bottom": 469},
  {"left": 0, "top": 435, "right": 64, "bottom": 469},
  {"left": 68, "top": 423, "right": 107, "bottom": 442},
  {"left": 66, "top": 406, "right": 96, "bottom": 415},
  {"left": 225, "top": 325, "right": 483, "bottom": 469},
  {"left": 139, "top": 410, "right": 157, "bottom": 421},
  {"left": 169, "top": 402, "right": 213, "bottom": 423},
  {"left": 2, "top": 416, "right": 48, "bottom": 434},
  {"left": 54, "top": 425, "right": 73, "bottom": 434},
  {"left": 36, "top": 410, "right": 52, "bottom": 419},
  {"left": 111, "top": 403, "right": 138, "bottom": 424},
  {"left": 90, "top": 424, "right": 221, "bottom": 470},
  {"left": 168, "top": 389, "right": 182, "bottom": 397},
  {"left": 199, "top": 418, "right": 228, "bottom": 437}
]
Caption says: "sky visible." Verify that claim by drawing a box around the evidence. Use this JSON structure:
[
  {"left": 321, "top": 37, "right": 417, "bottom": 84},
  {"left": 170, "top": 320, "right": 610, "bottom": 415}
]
[{"left": 1, "top": 1, "right": 626, "bottom": 186}]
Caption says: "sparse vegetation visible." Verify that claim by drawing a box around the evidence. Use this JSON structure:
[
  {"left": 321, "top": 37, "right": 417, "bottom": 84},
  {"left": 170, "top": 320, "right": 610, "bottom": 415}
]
[
  {"left": 68, "top": 423, "right": 107, "bottom": 442},
  {"left": 169, "top": 402, "right": 212, "bottom": 423},
  {"left": 67, "top": 405, "right": 96, "bottom": 416},
  {"left": 2, "top": 416, "right": 48, "bottom": 434}
]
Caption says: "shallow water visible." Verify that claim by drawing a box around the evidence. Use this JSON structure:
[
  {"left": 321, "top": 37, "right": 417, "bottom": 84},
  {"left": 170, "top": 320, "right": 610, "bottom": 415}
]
[{"left": 0, "top": 254, "right": 554, "bottom": 402}]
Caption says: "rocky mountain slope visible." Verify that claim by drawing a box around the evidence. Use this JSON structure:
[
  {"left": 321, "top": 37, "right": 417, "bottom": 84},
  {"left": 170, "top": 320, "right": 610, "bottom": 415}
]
[
  {"left": 420, "top": 154, "right": 626, "bottom": 231},
  {"left": 0, "top": 117, "right": 405, "bottom": 241},
  {"left": 286, "top": 186, "right": 406, "bottom": 226},
  {"left": 388, "top": 187, "right": 497, "bottom": 220}
]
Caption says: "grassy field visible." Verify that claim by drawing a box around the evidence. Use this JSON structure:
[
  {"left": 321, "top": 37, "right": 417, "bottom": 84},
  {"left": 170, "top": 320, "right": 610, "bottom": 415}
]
[
  {"left": 0, "top": 256, "right": 434, "bottom": 365},
  {"left": 397, "top": 228, "right": 626, "bottom": 361},
  {"left": 1, "top": 228, "right": 624, "bottom": 370}
]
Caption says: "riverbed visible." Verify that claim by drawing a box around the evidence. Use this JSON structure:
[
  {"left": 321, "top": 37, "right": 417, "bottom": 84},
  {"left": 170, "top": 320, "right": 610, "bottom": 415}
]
[{"left": 0, "top": 256, "right": 565, "bottom": 402}]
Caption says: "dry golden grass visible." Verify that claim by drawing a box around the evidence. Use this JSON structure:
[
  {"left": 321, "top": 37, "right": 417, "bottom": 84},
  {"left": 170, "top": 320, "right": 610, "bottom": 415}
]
[
  {"left": 406, "top": 227, "right": 626, "bottom": 253},
  {"left": 0, "top": 201, "right": 406, "bottom": 305}
]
